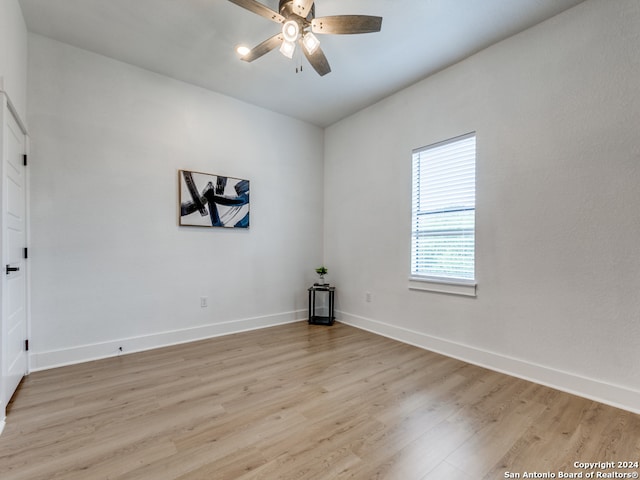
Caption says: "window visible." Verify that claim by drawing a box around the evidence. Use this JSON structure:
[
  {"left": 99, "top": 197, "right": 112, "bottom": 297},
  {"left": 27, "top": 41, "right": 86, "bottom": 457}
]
[{"left": 410, "top": 132, "right": 476, "bottom": 293}]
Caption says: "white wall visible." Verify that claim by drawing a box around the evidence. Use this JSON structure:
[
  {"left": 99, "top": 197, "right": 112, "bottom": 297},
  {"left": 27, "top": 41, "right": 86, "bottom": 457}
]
[
  {"left": 324, "top": 0, "right": 640, "bottom": 412},
  {"left": 0, "top": 0, "right": 28, "bottom": 121},
  {"left": 27, "top": 35, "right": 324, "bottom": 369}
]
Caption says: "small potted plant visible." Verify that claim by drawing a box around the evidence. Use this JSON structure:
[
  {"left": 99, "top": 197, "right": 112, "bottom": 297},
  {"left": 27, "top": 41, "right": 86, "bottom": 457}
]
[{"left": 315, "top": 266, "right": 328, "bottom": 285}]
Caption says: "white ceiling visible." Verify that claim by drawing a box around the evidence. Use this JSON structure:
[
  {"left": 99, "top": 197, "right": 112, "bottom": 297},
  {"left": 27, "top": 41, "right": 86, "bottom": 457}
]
[{"left": 18, "top": 0, "right": 586, "bottom": 127}]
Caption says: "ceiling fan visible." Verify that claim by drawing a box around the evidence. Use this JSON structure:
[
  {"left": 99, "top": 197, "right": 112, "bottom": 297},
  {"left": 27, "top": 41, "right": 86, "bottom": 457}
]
[{"left": 228, "top": 0, "right": 383, "bottom": 76}]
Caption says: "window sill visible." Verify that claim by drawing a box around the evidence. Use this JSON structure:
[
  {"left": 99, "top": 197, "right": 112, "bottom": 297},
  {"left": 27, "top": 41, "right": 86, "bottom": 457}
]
[{"left": 408, "top": 276, "right": 477, "bottom": 297}]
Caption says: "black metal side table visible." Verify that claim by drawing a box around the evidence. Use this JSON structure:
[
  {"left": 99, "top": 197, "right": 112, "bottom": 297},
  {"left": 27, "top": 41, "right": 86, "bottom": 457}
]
[{"left": 308, "top": 285, "right": 335, "bottom": 325}]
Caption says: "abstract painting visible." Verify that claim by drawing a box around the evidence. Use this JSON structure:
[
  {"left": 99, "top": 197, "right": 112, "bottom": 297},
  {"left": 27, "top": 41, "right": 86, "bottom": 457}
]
[{"left": 179, "top": 170, "right": 250, "bottom": 228}]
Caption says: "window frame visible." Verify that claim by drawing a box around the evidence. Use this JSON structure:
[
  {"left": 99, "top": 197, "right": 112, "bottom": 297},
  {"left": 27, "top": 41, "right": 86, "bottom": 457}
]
[{"left": 409, "top": 132, "right": 477, "bottom": 297}]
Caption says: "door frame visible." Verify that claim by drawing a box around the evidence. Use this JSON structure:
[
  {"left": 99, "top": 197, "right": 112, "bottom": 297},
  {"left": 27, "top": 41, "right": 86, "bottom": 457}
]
[{"left": 0, "top": 88, "right": 29, "bottom": 431}]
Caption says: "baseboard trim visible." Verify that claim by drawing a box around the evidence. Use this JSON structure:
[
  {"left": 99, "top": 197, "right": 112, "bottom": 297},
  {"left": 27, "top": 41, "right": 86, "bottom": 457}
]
[
  {"left": 30, "top": 310, "right": 308, "bottom": 372},
  {"left": 338, "top": 310, "right": 640, "bottom": 415}
]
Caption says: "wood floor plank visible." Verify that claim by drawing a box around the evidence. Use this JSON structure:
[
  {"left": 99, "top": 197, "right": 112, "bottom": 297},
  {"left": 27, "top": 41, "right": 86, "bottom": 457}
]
[
  {"left": 0, "top": 322, "right": 638, "bottom": 479},
  {"left": 421, "top": 460, "right": 474, "bottom": 480}
]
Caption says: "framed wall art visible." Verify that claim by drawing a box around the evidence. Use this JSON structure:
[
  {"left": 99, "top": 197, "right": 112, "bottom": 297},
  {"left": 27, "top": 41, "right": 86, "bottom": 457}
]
[{"left": 179, "top": 170, "right": 250, "bottom": 228}]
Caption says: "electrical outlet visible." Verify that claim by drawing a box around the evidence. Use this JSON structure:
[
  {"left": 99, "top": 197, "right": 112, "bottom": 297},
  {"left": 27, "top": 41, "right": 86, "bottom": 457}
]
[
  {"left": 200, "top": 296, "right": 208, "bottom": 308},
  {"left": 365, "top": 291, "right": 372, "bottom": 303}
]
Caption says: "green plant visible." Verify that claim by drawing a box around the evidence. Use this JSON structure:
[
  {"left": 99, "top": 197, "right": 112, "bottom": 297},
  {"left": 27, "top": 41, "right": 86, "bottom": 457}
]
[{"left": 315, "top": 266, "right": 328, "bottom": 276}]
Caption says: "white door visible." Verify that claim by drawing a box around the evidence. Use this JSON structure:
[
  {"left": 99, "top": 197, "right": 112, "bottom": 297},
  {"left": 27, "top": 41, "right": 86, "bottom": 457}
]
[{"left": 1, "top": 101, "right": 27, "bottom": 412}]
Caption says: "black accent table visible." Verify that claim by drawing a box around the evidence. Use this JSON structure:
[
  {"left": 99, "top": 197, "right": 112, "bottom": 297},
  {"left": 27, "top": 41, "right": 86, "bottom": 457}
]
[{"left": 308, "top": 285, "right": 335, "bottom": 325}]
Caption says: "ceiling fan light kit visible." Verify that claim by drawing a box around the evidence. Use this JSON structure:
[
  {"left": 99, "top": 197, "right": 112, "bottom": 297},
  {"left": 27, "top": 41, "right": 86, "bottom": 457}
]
[
  {"left": 279, "top": 40, "right": 296, "bottom": 58},
  {"left": 302, "top": 32, "right": 320, "bottom": 55},
  {"left": 228, "top": 0, "right": 382, "bottom": 76},
  {"left": 282, "top": 20, "right": 300, "bottom": 42}
]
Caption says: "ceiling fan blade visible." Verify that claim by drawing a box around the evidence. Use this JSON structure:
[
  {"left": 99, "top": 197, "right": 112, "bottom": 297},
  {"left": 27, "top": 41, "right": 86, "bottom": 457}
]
[
  {"left": 228, "top": 0, "right": 285, "bottom": 24},
  {"left": 312, "top": 15, "right": 383, "bottom": 35},
  {"left": 302, "top": 43, "right": 331, "bottom": 76},
  {"left": 241, "top": 33, "right": 283, "bottom": 62},
  {"left": 292, "top": 0, "right": 315, "bottom": 18}
]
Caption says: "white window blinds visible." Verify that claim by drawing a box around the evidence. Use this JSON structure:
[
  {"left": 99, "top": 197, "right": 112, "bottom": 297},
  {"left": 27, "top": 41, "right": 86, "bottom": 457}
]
[{"left": 411, "top": 132, "right": 476, "bottom": 282}]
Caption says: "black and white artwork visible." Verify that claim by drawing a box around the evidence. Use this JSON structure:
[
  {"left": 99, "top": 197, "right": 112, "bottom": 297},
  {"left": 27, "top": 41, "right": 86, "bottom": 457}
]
[{"left": 179, "top": 170, "right": 250, "bottom": 228}]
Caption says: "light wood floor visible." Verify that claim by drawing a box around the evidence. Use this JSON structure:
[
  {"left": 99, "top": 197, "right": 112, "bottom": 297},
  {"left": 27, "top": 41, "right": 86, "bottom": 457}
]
[{"left": 1, "top": 322, "right": 638, "bottom": 480}]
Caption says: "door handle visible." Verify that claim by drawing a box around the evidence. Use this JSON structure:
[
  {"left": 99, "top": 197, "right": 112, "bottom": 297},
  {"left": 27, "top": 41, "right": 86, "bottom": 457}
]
[{"left": 5, "top": 265, "right": 19, "bottom": 274}]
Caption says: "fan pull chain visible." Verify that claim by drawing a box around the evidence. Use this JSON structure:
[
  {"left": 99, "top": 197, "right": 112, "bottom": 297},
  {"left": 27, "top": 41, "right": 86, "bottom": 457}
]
[{"left": 295, "top": 46, "right": 303, "bottom": 74}]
